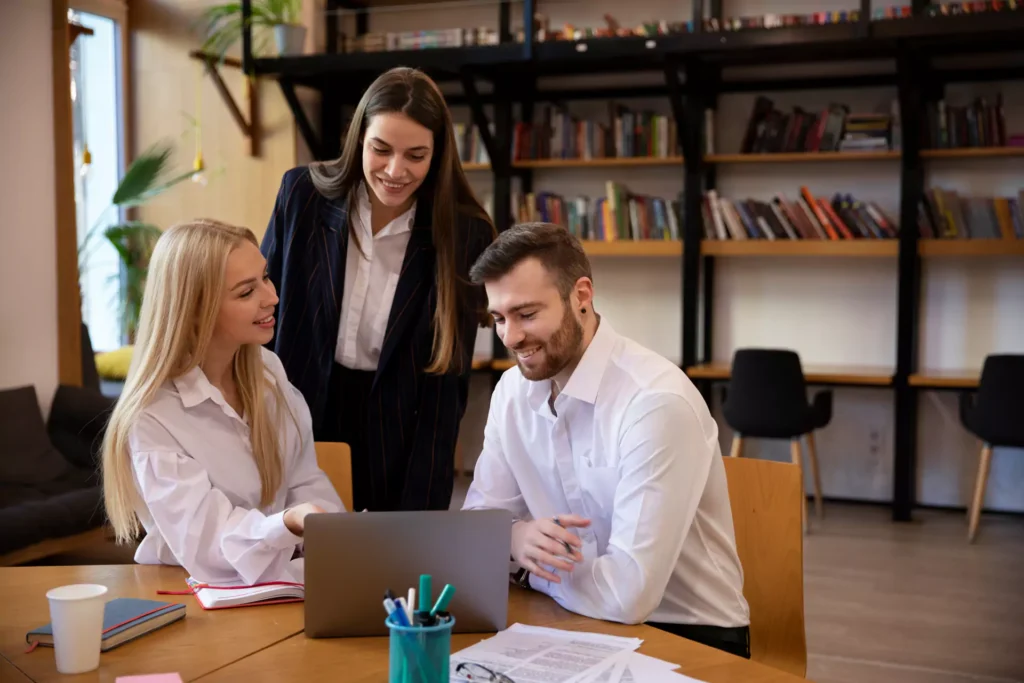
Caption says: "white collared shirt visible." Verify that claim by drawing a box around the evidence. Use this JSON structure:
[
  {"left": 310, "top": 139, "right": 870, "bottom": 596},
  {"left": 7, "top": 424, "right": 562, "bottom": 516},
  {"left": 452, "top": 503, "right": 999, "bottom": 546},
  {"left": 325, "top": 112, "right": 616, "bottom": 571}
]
[
  {"left": 463, "top": 319, "right": 750, "bottom": 628},
  {"left": 335, "top": 183, "right": 416, "bottom": 370},
  {"left": 129, "top": 347, "right": 345, "bottom": 586}
]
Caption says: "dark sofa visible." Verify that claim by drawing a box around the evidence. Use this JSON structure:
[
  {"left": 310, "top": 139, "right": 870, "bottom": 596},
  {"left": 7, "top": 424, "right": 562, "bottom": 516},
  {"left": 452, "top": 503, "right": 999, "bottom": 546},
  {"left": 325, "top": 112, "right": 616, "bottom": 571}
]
[{"left": 0, "top": 383, "right": 115, "bottom": 562}]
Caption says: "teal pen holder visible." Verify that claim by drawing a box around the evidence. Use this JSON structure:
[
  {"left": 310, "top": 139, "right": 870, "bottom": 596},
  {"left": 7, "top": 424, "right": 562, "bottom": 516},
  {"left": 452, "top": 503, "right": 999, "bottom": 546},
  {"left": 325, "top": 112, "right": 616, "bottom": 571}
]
[{"left": 386, "top": 613, "right": 454, "bottom": 683}]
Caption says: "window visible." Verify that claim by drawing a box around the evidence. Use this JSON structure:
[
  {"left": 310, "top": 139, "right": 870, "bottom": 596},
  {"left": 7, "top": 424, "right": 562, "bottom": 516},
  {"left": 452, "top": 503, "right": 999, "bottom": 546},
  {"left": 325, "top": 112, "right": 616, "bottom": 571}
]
[{"left": 70, "top": 8, "right": 126, "bottom": 352}]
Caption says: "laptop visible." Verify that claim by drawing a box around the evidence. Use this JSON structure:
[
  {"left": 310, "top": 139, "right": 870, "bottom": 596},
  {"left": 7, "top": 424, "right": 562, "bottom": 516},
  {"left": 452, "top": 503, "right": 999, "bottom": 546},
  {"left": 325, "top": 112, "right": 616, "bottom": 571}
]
[{"left": 303, "top": 509, "right": 513, "bottom": 638}]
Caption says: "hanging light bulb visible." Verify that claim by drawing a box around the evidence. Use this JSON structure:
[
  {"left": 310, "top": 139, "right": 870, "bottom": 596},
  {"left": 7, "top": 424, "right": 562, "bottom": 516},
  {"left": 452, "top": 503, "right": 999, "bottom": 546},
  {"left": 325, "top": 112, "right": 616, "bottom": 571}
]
[
  {"left": 80, "top": 143, "right": 92, "bottom": 178},
  {"left": 190, "top": 59, "right": 207, "bottom": 186}
]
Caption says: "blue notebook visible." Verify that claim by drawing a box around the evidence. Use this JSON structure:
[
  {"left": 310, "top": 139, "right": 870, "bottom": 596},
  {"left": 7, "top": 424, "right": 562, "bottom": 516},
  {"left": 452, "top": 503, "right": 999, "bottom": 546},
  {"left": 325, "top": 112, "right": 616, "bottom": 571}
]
[{"left": 26, "top": 598, "right": 186, "bottom": 652}]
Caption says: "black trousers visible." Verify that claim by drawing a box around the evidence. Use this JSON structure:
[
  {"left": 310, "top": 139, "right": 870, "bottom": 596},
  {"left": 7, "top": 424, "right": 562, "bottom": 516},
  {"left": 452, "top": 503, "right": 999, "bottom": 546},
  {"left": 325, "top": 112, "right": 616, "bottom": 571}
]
[
  {"left": 646, "top": 622, "right": 751, "bottom": 659},
  {"left": 324, "top": 363, "right": 376, "bottom": 513}
]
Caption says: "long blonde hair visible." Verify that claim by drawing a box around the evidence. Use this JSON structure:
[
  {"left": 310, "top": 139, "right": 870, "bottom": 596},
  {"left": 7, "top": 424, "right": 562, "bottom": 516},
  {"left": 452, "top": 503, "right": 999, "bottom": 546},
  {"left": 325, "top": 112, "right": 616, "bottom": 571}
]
[{"left": 102, "top": 219, "right": 293, "bottom": 544}]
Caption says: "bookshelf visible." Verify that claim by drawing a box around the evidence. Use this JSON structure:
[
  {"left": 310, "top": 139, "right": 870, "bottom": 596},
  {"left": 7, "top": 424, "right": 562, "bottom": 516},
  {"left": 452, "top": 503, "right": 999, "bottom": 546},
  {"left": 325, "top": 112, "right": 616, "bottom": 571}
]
[
  {"left": 701, "top": 240, "right": 898, "bottom": 258},
  {"left": 246, "top": 0, "right": 1024, "bottom": 520}
]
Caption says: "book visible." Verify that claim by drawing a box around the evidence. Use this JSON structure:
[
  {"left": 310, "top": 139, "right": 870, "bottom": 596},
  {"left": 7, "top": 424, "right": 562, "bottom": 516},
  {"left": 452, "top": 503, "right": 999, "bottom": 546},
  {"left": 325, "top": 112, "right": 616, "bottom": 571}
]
[
  {"left": 183, "top": 577, "right": 305, "bottom": 610},
  {"left": 25, "top": 598, "right": 185, "bottom": 652}
]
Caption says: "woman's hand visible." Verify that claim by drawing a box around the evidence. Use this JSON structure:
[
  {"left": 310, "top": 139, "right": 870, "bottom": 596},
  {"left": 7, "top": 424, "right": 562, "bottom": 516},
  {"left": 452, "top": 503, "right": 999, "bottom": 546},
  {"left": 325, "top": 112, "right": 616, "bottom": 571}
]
[
  {"left": 283, "top": 503, "right": 326, "bottom": 536},
  {"left": 511, "top": 514, "right": 591, "bottom": 583}
]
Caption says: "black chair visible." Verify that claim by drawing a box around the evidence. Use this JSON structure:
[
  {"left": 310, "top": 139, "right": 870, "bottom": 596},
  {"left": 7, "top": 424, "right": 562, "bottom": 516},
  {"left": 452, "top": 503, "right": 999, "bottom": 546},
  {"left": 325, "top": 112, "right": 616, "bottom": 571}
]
[
  {"left": 959, "top": 354, "right": 1024, "bottom": 543},
  {"left": 721, "top": 349, "right": 832, "bottom": 530}
]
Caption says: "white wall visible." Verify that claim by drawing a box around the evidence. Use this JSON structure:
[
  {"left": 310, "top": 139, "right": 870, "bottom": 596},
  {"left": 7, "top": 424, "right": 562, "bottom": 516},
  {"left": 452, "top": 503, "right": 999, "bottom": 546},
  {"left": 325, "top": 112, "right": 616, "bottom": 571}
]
[
  {"left": 0, "top": 0, "right": 60, "bottom": 415},
  {"left": 359, "top": 0, "right": 1024, "bottom": 512}
]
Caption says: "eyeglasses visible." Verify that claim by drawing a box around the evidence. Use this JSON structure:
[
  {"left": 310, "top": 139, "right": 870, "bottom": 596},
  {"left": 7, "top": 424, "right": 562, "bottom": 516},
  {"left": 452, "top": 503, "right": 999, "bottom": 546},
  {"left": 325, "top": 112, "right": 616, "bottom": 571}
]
[{"left": 453, "top": 661, "right": 515, "bottom": 682}]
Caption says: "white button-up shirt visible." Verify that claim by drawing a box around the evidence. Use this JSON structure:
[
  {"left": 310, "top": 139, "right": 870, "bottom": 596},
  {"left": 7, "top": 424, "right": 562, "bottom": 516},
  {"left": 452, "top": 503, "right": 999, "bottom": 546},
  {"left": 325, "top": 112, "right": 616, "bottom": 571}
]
[
  {"left": 129, "top": 347, "right": 345, "bottom": 586},
  {"left": 463, "top": 319, "right": 749, "bottom": 628},
  {"left": 335, "top": 182, "right": 415, "bottom": 370}
]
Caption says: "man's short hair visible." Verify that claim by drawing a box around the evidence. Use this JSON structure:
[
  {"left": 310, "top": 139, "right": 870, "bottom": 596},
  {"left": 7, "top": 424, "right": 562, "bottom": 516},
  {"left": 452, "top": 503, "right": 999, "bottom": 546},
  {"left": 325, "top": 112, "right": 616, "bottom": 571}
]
[{"left": 469, "top": 222, "right": 593, "bottom": 299}]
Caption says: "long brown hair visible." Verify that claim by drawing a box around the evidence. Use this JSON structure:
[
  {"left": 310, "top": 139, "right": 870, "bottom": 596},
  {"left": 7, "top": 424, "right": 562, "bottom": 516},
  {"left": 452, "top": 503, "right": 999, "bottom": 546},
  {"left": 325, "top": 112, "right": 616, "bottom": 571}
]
[{"left": 309, "top": 67, "right": 495, "bottom": 375}]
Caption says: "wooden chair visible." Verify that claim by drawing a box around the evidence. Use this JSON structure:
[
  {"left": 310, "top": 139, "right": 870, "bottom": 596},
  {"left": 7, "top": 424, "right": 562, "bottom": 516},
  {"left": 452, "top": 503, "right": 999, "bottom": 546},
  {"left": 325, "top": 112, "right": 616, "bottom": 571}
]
[
  {"left": 313, "top": 442, "right": 353, "bottom": 511},
  {"left": 721, "top": 456, "right": 807, "bottom": 678}
]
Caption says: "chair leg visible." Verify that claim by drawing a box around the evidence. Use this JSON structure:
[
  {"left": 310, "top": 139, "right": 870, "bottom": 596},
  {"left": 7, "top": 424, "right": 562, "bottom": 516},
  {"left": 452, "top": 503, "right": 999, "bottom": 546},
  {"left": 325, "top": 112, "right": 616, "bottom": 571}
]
[
  {"left": 967, "top": 444, "right": 993, "bottom": 543},
  {"left": 790, "top": 438, "right": 808, "bottom": 535},
  {"left": 729, "top": 434, "right": 744, "bottom": 458},
  {"left": 805, "top": 432, "right": 824, "bottom": 520}
]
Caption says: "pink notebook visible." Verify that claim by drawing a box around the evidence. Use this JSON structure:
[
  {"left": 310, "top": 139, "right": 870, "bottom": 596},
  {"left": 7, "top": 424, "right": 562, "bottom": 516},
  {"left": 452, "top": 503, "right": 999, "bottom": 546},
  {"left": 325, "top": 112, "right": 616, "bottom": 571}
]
[{"left": 115, "top": 675, "right": 183, "bottom": 682}]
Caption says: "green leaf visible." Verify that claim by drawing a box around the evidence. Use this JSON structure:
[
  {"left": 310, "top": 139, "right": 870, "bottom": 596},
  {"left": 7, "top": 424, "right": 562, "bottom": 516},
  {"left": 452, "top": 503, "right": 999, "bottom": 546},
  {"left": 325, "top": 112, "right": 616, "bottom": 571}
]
[{"left": 111, "top": 143, "right": 174, "bottom": 206}]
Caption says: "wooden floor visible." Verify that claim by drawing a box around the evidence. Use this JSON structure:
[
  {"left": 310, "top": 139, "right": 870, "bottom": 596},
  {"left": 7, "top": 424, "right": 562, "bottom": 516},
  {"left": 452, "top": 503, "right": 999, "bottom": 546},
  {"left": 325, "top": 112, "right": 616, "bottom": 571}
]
[
  {"left": 25, "top": 488, "right": 1024, "bottom": 683},
  {"left": 802, "top": 504, "right": 1024, "bottom": 683}
]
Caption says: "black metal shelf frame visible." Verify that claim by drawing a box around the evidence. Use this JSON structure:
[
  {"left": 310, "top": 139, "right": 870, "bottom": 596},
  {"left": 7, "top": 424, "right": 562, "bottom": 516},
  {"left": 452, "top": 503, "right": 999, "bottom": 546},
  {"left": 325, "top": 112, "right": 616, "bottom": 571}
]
[{"left": 234, "top": 0, "right": 1024, "bottom": 521}]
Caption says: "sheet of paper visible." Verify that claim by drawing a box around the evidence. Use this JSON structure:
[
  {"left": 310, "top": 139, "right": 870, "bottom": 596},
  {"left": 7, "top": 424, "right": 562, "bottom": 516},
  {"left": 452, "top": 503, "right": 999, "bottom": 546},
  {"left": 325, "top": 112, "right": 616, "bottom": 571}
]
[
  {"left": 450, "top": 623, "right": 642, "bottom": 683},
  {"left": 618, "top": 652, "right": 706, "bottom": 683},
  {"left": 577, "top": 650, "right": 681, "bottom": 683}
]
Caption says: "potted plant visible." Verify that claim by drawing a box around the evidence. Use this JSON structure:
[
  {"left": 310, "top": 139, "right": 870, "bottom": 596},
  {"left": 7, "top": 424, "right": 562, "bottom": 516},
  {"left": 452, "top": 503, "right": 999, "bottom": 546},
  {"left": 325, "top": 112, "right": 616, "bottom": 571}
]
[
  {"left": 199, "top": 0, "right": 306, "bottom": 59},
  {"left": 78, "top": 141, "right": 196, "bottom": 342}
]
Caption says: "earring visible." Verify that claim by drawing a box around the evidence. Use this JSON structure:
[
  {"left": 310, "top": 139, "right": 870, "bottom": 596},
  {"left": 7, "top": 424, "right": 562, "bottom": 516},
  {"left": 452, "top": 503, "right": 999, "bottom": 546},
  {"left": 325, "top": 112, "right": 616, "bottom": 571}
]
[{"left": 581, "top": 307, "right": 586, "bottom": 314}]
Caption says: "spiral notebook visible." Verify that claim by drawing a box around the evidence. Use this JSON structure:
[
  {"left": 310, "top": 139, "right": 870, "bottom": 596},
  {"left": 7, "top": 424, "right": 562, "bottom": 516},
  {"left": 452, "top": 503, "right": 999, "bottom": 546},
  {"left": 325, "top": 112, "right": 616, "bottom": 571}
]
[
  {"left": 169, "top": 577, "right": 305, "bottom": 610},
  {"left": 25, "top": 598, "right": 185, "bottom": 652}
]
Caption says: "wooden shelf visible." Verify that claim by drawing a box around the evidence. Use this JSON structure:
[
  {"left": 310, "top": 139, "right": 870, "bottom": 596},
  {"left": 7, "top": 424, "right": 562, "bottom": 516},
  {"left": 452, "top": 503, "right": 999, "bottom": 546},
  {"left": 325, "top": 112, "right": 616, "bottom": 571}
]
[
  {"left": 919, "top": 239, "right": 1024, "bottom": 257},
  {"left": 512, "top": 156, "right": 684, "bottom": 169},
  {"left": 921, "top": 147, "right": 1024, "bottom": 160},
  {"left": 491, "top": 358, "right": 516, "bottom": 371},
  {"left": 581, "top": 240, "right": 682, "bottom": 257},
  {"left": 686, "top": 362, "right": 894, "bottom": 386},
  {"left": 701, "top": 240, "right": 898, "bottom": 257},
  {"left": 462, "top": 162, "right": 491, "bottom": 171},
  {"left": 909, "top": 370, "right": 980, "bottom": 389},
  {"left": 705, "top": 151, "right": 900, "bottom": 164}
]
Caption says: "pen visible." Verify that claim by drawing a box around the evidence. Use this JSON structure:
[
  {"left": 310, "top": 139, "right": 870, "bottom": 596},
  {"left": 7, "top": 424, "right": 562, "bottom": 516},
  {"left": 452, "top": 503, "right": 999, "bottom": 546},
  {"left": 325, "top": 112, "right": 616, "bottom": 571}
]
[
  {"left": 552, "top": 516, "right": 574, "bottom": 555},
  {"left": 395, "top": 597, "right": 409, "bottom": 623},
  {"left": 383, "top": 598, "right": 411, "bottom": 627},
  {"left": 407, "top": 588, "right": 416, "bottom": 623},
  {"left": 429, "top": 584, "right": 455, "bottom": 619}
]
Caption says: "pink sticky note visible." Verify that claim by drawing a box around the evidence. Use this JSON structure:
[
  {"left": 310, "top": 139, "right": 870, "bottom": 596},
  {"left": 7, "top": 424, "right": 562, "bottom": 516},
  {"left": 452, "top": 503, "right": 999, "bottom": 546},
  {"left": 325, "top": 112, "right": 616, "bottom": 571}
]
[{"left": 115, "top": 676, "right": 183, "bottom": 683}]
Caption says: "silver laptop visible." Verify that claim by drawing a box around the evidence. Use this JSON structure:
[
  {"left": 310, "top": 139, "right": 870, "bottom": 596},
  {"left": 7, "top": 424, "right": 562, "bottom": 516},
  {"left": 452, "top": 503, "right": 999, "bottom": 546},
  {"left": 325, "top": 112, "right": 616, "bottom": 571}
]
[{"left": 303, "top": 509, "right": 513, "bottom": 638}]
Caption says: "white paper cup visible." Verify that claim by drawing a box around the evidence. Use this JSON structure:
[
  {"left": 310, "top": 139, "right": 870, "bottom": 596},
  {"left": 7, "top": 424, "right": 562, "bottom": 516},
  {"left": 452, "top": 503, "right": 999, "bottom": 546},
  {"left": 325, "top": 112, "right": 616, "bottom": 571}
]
[{"left": 45, "top": 583, "right": 109, "bottom": 674}]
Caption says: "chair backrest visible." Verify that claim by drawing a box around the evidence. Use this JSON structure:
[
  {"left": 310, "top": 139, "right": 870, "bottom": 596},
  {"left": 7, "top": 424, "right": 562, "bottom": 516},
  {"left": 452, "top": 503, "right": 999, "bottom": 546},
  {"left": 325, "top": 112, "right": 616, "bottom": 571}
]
[
  {"left": 722, "top": 348, "right": 809, "bottom": 438},
  {"left": 972, "top": 354, "right": 1024, "bottom": 448},
  {"left": 314, "top": 442, "right": 353, "bottom": 511},
  {"left": 722, "top": 456, "right": 806, "bottom": 677}
]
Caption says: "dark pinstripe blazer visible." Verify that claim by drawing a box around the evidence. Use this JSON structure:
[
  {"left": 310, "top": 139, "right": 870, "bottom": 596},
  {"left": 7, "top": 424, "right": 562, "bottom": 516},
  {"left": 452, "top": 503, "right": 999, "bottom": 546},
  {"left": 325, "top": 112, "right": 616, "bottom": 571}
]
[{"left": 260, "top": 167, "right": 495, "bottom": 511}]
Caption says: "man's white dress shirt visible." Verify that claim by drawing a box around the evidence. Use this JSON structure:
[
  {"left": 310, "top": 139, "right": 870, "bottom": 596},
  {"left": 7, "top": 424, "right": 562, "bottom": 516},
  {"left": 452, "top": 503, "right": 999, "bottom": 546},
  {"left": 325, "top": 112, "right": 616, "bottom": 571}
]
[
  {"left": 335, "top": 182, "right": 415, "bottom": 370},
  {"left": 463, "top": 319, "right": 749, "bottom": 628},
  {"left": 129, "top": 347, "right": 345, "bottom": 586}
]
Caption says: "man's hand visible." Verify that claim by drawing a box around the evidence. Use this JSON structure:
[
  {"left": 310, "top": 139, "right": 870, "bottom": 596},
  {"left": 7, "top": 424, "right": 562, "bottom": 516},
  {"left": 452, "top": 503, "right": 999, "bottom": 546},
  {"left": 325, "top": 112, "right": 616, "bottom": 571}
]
[
  {"left": 283, "top": 503, "right": 326, "bottom": 536},
  {"left": 511, "top": 514, "right": 591, "bottom": 583}
]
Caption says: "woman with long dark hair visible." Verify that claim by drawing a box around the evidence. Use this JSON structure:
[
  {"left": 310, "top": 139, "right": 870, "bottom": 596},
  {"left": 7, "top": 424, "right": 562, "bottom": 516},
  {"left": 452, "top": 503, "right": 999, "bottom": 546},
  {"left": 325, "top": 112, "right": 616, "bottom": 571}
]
[{"left": 261, "top": 67, "right": 495, "bottom": 512}]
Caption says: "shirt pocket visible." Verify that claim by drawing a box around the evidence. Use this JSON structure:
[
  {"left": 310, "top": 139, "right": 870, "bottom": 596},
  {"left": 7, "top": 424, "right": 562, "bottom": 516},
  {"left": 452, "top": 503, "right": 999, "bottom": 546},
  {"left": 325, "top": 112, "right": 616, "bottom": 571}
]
[
  {"left": 371, "top": 272, "right": 400, "bottom": 347},
  {"left": 577, "top": 465, "right": 618, "bottom": 521}
]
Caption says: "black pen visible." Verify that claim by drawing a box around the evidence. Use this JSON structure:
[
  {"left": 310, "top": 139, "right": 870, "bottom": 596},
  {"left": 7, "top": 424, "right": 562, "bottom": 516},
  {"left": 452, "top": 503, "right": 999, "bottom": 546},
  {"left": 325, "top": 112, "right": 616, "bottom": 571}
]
[{"left": 552, "top": 516, "right": 574, "bottom": 555}]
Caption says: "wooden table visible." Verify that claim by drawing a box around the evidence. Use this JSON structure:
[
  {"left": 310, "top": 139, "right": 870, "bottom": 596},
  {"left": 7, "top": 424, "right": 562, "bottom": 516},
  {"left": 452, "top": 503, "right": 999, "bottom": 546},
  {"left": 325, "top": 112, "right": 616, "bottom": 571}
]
[
  {"left": 0, "top": 565, "right": 304, "bottom": 682},
  {"left": 197, "top": 587, "right": 805, "bottom": 683},
  {"left": 1, "top": 567, "right": 805, "bottom": 683}
]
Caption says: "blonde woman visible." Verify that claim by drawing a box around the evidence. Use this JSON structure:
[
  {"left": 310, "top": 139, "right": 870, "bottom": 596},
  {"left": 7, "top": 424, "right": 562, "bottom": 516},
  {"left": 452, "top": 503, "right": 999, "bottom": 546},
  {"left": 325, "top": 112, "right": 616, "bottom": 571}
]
[{"left": 101, "top": 219, "right": 344, "bottom": 587}]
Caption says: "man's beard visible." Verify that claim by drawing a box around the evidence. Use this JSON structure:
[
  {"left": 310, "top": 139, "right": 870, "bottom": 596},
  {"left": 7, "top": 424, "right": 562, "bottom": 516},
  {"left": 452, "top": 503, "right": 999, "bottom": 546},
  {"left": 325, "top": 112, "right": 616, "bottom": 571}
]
[{"left": 514, "top": 302, "right": 584, "bottom": 381}]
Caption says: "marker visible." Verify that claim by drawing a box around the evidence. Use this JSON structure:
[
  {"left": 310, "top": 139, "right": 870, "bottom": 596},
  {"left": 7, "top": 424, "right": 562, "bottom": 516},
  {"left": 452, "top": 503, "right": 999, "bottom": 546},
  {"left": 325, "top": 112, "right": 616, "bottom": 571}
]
[
  {"left": 407, "top": 588, "right": 416, "bottom": 623},
  {"left": 429, "top": 584, "right": 455, "bottom": 619},
  {"left": 383, "top": 598, "right": 411, "bottom": 627},
  {"left": 416, "top": 574, "right": 432, "bottom": 625},
  {"left": 395, "top": 597, "right": 409, "bottom": 623}
]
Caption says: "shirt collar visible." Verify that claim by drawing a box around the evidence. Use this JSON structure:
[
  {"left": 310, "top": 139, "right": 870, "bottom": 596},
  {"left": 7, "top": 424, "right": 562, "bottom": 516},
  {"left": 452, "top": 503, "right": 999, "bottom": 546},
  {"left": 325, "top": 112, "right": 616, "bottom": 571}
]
[
  {"left": 559, "top": 316, "right": 616, "bottom": 405},
  {"left": 356, "top": 182, "right": 416, "bottom": 244},
  {"left": 171, "top": 359, "right": 278, "bottom": 421},
  {"left": 522, "top": 316, "right": 618, "bottom": 413}
]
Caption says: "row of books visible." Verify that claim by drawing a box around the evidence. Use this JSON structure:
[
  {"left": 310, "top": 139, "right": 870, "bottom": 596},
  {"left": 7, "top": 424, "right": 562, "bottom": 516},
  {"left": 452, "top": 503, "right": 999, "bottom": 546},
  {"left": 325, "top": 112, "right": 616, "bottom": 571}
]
[
  {"left": 920, "top": 189, "right": 1024, "bottom": 239},
  {"left": 453, "top": 122, "right": 492, "bottom": 165},
  {"left": 923, "top": 97, "right": 1019, "bottom": 149},
  {"left": 704, "top": 188, "right": 898, "bottom": 240},
  {"left": 513, "top": 183, "right": 681, "bottom": 242},
  {"left": 510, "top": 103, "right": 702, "bottom": 162},
  {"left": 739, "top": 96, "right": 901, "bottom": 154}
]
